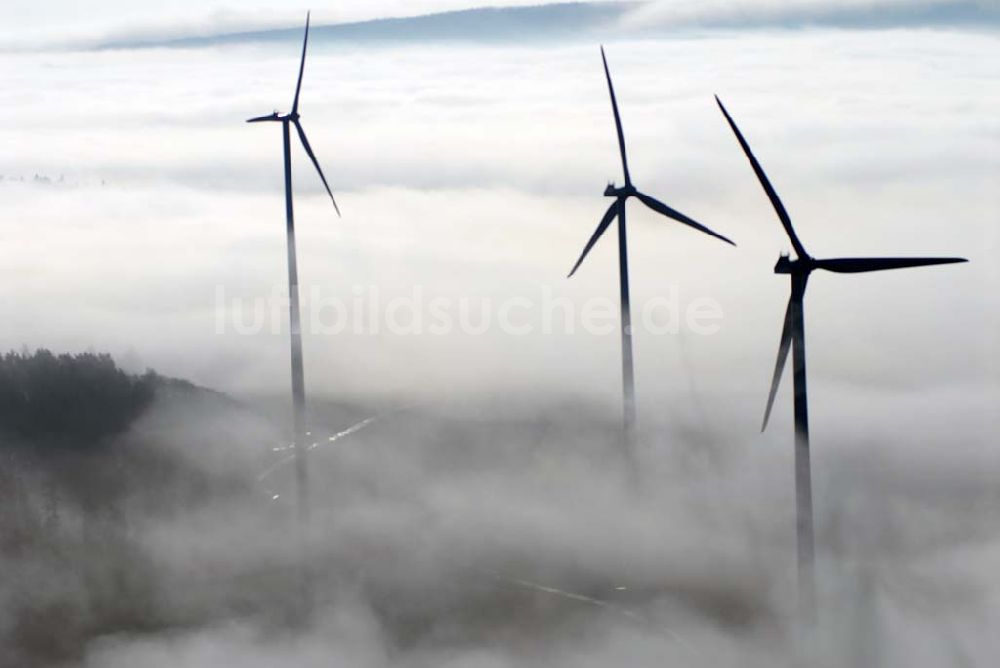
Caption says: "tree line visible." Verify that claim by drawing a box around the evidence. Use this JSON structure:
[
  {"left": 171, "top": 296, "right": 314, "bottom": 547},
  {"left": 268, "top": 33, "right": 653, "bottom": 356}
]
[{"left": 0, "top": 349, "right": 158, "bottom": 453}]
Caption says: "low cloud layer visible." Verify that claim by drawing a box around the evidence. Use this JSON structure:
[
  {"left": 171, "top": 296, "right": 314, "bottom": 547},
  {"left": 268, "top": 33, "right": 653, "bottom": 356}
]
[
  {"left": 4, "top": 387, "right": 998, "bottom": 665},
  {"left": 0, "top": 28, "right": 993, "bottom": 406}
]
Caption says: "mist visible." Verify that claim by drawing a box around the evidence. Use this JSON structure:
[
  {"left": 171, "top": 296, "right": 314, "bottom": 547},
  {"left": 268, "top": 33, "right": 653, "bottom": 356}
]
[
  {"left": 0, "top": 2, "right": 997, "bottom": 666},
  {"left": 4, "top": 382, "right": 998, "bottom": 666}
]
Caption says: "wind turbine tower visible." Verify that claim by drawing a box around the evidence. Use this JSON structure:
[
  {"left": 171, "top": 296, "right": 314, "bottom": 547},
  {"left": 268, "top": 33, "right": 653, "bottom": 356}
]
[
  {"left": 716, "top": 95, "right": 966, "bottom": 616},
  {"left": 568, "top": 48, "right": 735, "bottom": 464},
  {"left": 248, "top": 12, "right": 340, "bottom": 524}
]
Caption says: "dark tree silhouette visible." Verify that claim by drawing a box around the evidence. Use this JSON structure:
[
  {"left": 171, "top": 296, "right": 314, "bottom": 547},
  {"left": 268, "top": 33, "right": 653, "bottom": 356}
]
[{"left": 0, "top": 349, "right": 157, "bottom": 453}]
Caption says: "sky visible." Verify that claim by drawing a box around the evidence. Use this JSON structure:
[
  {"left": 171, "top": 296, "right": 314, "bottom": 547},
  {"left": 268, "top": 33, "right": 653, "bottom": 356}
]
[
  {"left": 3, "top": 0, "right": 996, "bottom": 46},
  {"left": 0, "top": 0, "right": 617, "bottom": 46}
]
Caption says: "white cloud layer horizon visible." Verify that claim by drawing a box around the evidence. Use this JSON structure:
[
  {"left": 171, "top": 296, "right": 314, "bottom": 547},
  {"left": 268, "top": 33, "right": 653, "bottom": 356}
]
[
  {"left": 3, "top": 0, "right": 593, "bottom": 47},
  {"left": 1, "top": 24, "right": 994, "bottom": 405},
  {"left": 1, "top": 0, "right": 996, "bottom": 49}
]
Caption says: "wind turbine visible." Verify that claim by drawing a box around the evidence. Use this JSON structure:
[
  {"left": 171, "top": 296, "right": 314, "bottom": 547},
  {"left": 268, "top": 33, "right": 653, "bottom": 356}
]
[
  {"left": 568, "top": 47, "right": 735, "bottom": 462},
  {"left": 248, "top": 12, "right": 339, "bottom": 524},
  {"left": 715, "top": 95, "right": 967, "bottom": 615}
]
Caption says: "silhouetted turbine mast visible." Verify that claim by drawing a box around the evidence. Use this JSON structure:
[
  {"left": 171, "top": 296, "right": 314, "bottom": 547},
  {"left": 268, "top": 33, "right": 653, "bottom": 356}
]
[
  {"left": 716, "top": 95, "right": 966, "bottom": 617},
  {"left": 568, "top": 48, "right": 734, "bottom": 464},
  {"left": 248, "top": 12, "right": 339, "bottom": 527}
]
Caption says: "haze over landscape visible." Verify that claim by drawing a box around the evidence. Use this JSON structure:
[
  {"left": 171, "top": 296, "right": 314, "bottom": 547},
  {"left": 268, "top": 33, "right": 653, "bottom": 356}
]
[{"left": 0, "top": 1, "right": 997, "bottom": 665}]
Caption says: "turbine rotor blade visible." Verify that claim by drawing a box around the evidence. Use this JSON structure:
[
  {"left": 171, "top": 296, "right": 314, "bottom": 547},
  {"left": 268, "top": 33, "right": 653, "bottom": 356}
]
[
  {"left": 601, "top": 46, "right": 630, "bottom": 186},
  {"left": 635, "top": 191, "right": 736, "bottom": 246},
  {"left": 294, "top": 120, "right": 340, "bottom": 216},
  {"left": 568, "top": 202, "right": 619, "bottom": 278},
  {"left": 715, "top": 96, "right": 807, "bottom": 259},
  {"left": 814, "top": 257, "right": 968, "bottom": 273},
  {"left": 291, "top": 12, "right": 311, "bottom": 115},
  {"left": 762, "top": 294, "right": 794, "bottom": 432}
]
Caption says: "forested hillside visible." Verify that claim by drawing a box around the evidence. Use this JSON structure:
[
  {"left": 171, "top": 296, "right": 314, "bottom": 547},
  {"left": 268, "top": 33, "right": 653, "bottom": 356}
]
[{"left": 0, "top": 350, "right": 158, "bottom": 451}]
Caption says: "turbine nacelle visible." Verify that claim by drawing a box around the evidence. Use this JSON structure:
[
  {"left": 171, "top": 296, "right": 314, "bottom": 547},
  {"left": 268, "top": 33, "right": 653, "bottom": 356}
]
[
  {"left": 247, "top": 111, "right": 281, "bottom": 123},
  {"left": 604, "top": 183, "right": 636, "bottom": 198},
  {"left": 774, "top": 254, "right": 810, "bottom": 275},
  {"left": 246, "top": 110, "right": 301, "bottom": 124}
]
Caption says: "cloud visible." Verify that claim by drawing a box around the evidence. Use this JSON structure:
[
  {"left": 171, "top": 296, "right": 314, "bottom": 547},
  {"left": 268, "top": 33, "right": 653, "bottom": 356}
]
[
  {"left": 6, "top": 1, "right": 996, "bottom": 52},
  {"left": 14, "top": 388, "right": 991, "bottom": 666},
  {"left": 1, "top": 8, "right": 997, "bottom": 666},
  {"left": 0, "top": 2, "right": 628, "bottom": 51},
  {"left": 621, "top": 0, "right": 999, "bottom": 31},
  {"left": 1, "top": 29, "right": 993, "bottom": 402}
]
